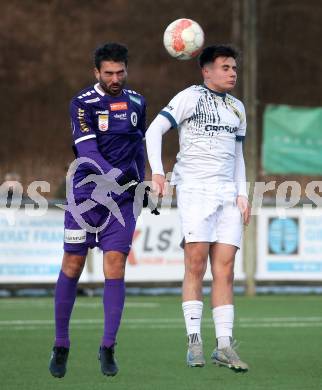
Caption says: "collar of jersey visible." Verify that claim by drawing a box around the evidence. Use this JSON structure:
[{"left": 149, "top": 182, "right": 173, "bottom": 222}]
[
  {"left": 202, "top": 84, "right": 226, "bottom": 98},
  {"left": 94, "top": 83, "right": 105, "bottom": 96}
]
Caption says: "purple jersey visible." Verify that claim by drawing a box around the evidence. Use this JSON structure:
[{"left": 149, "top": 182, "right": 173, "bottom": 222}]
[{"left": 70, "top": 83, "right": 146, "bottom": 198}]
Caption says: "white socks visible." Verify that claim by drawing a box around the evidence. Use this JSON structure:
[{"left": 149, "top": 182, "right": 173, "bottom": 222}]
[
  {"left": 182, "top": 300, "right": 203, "bottom": 343},
  {"left": 182, "top": 302, "right": 234, "bottom": 348},
  {"left": 212, "top": 304, "right": 234, "bottom": 349}
]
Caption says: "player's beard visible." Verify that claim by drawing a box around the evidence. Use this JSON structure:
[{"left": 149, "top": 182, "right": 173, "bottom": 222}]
[{"left": 99, "top": 78, "right": 126, "bottom": 96}]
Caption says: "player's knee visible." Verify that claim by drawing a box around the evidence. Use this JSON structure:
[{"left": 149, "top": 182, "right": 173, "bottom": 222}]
[
  {"left": 214, "top": 268, "right": 234, "bottom": 284},
  {"left": 104, "top": 252, "right": 126, "bottom": 277},
  {"left": 62, "top": 252, "right": 86, "bottom": 277},
  {"left": 110, "top": 260, "right": 126, "bottom": 275},
  {"left": 106, "top": 268, "right": 125, "bottom": 279},
  {"left": 185, "top": 258, "right": 207, "bottom": 279}
]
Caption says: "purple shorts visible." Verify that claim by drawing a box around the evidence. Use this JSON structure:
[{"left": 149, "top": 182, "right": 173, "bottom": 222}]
[{"left": 63, "top": 193, "right": 137, "bottom": 256}]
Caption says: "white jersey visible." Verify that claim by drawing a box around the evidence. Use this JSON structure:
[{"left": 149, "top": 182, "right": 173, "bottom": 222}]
[{"left": 159, "top": 84, "right": 246, "bottom": 185}]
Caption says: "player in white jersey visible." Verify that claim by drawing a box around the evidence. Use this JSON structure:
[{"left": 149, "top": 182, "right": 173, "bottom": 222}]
[{"left": 146, "top": 45, "right": 250, "bottom": 371}]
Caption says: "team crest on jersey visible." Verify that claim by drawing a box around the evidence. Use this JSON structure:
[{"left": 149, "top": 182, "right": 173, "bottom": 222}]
[
  {"left": 98, "top": 114, "right": 109, "bottom": 131},
  {"left": 131, "top": 112, "right": 138, "bottom": 126}
]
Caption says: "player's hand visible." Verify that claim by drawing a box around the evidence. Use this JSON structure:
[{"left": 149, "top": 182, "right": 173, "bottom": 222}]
[
  {"left": 151, "top": 174, "right": 166, "bottom": 197},
  {"left": 237, "top": 195, "right": 251, "bottom": 225}
]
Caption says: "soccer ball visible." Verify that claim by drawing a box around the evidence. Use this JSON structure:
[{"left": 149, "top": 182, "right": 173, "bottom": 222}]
[{"left": 163, "top": 18, "right": 204, "bottom": 60}]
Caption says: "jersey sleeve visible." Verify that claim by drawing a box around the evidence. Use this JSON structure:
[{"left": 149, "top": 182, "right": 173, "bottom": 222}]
[
  {"left": 159, "top": 89, "right": 195, "bottom": 128},
  {"left": 236, "top": 102, "right": 247, "bottom": 142},
  {"left": 145, "top": 114, "right": 172, "bottom": 176},
  {"left": 133, "top": 96, "right": 146, "bottom": 181},
  {"left": 234, "top": 141, "right": 247, "bottom": 197},
  {"left": 137, "top": 96, "right": 147, "bottom": 135},
  {"left": 134, "top": 142, "right": 145, "bottom": 182},
  {"left": 70, "top": 97, "right": 97, "bottom": 145}
]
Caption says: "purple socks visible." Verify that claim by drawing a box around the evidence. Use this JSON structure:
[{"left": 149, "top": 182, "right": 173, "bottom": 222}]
[
  {"left": 101, "top": 278, "right": 125, "bottom": 348},
  {"left": 54, "top": 270, "right": 79, "bottom": 348},
  {"left": 54, "top": 273, "right": 125, "bottom": 349}
]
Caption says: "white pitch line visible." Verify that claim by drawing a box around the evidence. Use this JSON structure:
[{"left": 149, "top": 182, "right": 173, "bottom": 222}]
[
  {"left": 115, "top": 322, "right": 322, "bottom": 329},
  {"left": 0, "top": 317, "right": 321, "bottom": 329},
  {"left": 2, "top": 322, "right": 322, "bottom": 331},
  {"left": 239, "top": 316, "right": 322, "bottom": 322},
  {"left": 0, "top": 301, "right": 160, "bottom": 309},
  {"left": 0, "top": 318, "right": 182, "bottom": 326},
  {"left": 74, "top": 302, "right": 160, "bottom": 308},
  {"left": 239, "top": 322, "right": 322, "bottom": 328}
]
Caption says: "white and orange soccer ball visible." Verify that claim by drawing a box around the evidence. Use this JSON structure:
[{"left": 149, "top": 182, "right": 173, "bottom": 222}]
[{"left": 163, "top": 18, "right": 205, "bottom": 60}]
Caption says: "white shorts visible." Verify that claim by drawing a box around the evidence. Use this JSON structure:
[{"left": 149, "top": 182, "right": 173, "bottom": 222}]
[{"left": 176, "top": 182, "right": 243, "bottom": 248}]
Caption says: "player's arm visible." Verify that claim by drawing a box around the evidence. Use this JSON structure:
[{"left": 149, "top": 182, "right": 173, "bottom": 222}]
[
  {"left": 134, "top": 99, "right": 147, "bottom": 182},
  {"left": 145, "top": 114, "right": 172, "bottom": 196},
  {"left": 234, "top": 140, "right": 247, "bottom": 198},
  {"left": 146, "top": 89, "right": 193, "bottom": 195},
  {"left": 134, "top": 142, "right": 145, "bottom": 182},
  {"left": 234, "top": 122, "right": 250, "bottom": 225},
  {"left": 70, "top": 98, "right": 130, "bottom": 185},
  {"left": 234, "top": 141, "right": 250, "bottom": 225}
]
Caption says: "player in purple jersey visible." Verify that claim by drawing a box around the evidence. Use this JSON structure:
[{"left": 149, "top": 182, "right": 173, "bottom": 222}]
[{"left": 49, "top": 43, "right": 146, "bottom": 378}]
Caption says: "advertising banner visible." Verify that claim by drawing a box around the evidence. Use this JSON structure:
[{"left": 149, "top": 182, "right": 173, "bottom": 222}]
[
  {"left": 0, "top": 208, "right": 244, "bottom": 283},
  {"left": 0, "top": 208, "right": 66, "bottom": 283},
  {"left": 256, "top": 207, "right": 322, "bottom": 280},
  {"left": 91, "top": 209, "right": 245, "bottom": 282}
]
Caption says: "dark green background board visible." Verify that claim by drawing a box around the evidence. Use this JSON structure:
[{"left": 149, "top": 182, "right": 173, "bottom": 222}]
[{"left": 262, "top": 105, "right": 322, "bottom": 174}]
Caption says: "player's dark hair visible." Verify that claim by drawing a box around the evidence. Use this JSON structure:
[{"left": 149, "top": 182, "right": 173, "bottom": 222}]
[
  {"left": 199, "top": 45, "right": 239, "bottom": 68},
  {"left": 94, "top": 42, "right": 128, "bottom": 69}
]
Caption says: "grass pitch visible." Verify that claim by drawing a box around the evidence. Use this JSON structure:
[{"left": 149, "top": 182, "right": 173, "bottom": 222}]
[{"left": 0, "top": 294, "right": 321, "bottom": 390}]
